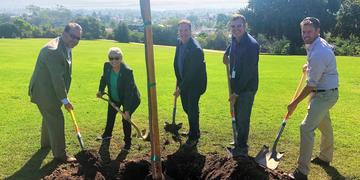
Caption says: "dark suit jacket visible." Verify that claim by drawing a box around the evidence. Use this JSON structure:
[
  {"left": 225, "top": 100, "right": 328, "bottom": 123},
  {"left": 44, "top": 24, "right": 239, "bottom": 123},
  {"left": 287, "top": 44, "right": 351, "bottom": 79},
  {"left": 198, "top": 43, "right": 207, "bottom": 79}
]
[
  {"left": 98, "top": 62, "right": 140, "bottom": 113},
  {"left": 29, "top": 37, "right": 71, "bottom": 108},
  {"left": 225, "top": 32, "right": 259, "bottom": 94},
  {"left": 174, "top": 37, "right": 207, "bottom": 95}
]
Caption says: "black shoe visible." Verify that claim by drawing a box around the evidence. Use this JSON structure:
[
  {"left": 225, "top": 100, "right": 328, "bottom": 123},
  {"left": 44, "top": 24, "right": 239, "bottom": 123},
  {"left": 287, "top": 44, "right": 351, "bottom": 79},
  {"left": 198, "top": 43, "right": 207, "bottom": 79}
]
[
  {"left": 122, "top": 144, "right": 131, "bottom": 152},
  {"left": 226, "top": 147, "right": 248, "bottom": 158},
  {"left": 289, "top": 169, "right": 308, "bottom": 180},
  {"left": 184, "top": 139, "right": 198, "bottom": 148},
  {"left": 99, "top": 141, "right": 111, "bottom": 164},
  {"left": 311, "top": 157, "right": 330, "bottom": 166},
  {"left": 116, "top": 149, "right": 129, "bottom": 161}
]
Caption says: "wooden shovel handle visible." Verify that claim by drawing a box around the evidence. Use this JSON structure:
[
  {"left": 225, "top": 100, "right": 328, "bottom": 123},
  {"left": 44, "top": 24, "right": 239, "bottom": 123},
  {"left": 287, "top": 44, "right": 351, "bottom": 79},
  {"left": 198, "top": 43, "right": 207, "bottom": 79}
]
[
  {"left": 284, "top": 71, "right": 306, "bottom": 120},
  {"left": 225, "top": 63, "right": 235, "bottom": 115},
  {"left": 173, "top": 84, "right": 178, "bottom": 107}
]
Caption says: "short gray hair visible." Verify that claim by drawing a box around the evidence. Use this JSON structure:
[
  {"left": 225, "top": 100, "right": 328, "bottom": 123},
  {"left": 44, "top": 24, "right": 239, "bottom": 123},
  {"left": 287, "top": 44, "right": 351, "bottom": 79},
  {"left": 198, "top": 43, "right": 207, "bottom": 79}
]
[
  {"left": 64, "top": 22, "right": 82, "bottom": 33},
  {"left": 108, "top": 47, "right": 123, "bottom": 59}
]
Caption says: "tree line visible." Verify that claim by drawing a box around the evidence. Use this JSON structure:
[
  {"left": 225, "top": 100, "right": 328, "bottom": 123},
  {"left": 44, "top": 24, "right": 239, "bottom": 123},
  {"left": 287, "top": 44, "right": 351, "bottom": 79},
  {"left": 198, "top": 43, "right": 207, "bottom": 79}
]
[
  {"left": 241, "top": 0, "right": 360, "bottom": 56},
  {"left": 0, "top": 0, "right": 359, "bottom": 56}
]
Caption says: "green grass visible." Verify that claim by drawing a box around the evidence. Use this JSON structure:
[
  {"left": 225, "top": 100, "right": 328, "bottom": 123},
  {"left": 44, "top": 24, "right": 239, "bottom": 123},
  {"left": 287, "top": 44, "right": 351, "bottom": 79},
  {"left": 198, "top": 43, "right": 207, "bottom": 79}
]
[{"left": 0, "top": 38, "right": 359, "bottom": 179}]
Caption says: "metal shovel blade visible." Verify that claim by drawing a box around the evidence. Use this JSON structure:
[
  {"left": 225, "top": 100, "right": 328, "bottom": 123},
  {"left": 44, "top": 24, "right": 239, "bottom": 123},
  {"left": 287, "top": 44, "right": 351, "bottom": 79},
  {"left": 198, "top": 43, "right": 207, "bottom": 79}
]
[
  {"left": 164, "top": 93, "right": 182, "bottom": 136},
  {"left": 164, "top": 121, "right": 183, "bottom": 135},
  {"left": 141, "top": 128, "right": 151, "bottom": 141},
  {"left": 76, "top": 132, "right": 85, "bottom": 151},
  {"left": 255, "top": 145, "right": 284, "bottom": 170}
]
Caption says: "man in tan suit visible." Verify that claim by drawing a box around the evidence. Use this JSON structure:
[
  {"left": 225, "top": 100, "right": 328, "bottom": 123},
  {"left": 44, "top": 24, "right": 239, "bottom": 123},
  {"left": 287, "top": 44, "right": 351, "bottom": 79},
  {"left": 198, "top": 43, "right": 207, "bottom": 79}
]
[{"left": 29, "top": 23, "right": 82, "bottom": 163}]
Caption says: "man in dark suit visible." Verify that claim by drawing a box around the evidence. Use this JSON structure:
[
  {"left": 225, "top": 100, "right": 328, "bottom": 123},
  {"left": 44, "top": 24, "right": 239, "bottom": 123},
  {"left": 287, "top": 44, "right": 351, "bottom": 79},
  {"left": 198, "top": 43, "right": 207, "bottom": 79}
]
[
  {"left": 29, "top": 23, "right": 82, "bottom": 163},
  {"left": 223, "top": 14, "right": 259, "bottom": 157},
  {"left": 174, "top": 20, "right": 207, "bottom": 148}
]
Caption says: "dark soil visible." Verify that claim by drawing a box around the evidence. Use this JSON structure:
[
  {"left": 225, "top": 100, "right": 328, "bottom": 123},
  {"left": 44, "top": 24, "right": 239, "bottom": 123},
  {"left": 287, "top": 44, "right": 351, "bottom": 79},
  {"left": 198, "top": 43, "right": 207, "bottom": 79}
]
[
  {"left": 201, "top": 153, "right": 291, "bottom": 180},
  {"left": 43, "top": 149, "right": 292, "bottom": 180}
]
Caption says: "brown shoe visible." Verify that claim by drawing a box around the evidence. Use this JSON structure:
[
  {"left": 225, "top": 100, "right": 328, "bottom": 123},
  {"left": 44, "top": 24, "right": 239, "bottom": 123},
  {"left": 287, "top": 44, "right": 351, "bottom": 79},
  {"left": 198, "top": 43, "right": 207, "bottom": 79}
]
[{"left": 55, "top": 155, "right": 77, "bottom": 163}]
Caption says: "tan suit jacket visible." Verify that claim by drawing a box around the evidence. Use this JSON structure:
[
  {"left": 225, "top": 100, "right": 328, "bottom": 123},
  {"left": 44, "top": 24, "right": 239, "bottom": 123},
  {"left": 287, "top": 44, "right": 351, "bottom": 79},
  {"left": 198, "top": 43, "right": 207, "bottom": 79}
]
[{"left": 29, "top": 37, "right": 72, "bottom": 108}]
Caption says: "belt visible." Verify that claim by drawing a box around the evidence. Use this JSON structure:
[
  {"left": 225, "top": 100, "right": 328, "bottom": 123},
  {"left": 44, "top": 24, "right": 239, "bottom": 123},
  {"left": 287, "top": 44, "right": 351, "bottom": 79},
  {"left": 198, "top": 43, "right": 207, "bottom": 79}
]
[{"left": 312, "top": 88, "right": 338, "bottom": 92}]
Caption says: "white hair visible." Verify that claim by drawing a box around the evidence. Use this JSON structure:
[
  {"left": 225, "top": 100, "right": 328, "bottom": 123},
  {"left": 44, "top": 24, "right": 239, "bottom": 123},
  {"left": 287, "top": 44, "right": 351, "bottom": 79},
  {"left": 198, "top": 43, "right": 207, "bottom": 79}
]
[{"left": 108, "top": 47, "right": 123, "bottom": 59}]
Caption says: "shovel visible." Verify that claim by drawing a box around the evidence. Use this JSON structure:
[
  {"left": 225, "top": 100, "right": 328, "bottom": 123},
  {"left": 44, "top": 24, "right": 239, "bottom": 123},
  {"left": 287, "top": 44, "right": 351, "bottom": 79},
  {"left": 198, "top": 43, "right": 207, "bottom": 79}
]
[
  {"left": 99, "top": 93, "right": 150, "bottom": 141},
  {"left": 69, "top": 109, "right": 85, "bottom": 151},
  {"left": 225, "top": 63, "right": 238, "bottom": 147},
  {"left": 164, "top": 86, "right": 183, "bottom": 136},
  {"left": 255, "top": 71, "right": 306, "bottom": 170}
]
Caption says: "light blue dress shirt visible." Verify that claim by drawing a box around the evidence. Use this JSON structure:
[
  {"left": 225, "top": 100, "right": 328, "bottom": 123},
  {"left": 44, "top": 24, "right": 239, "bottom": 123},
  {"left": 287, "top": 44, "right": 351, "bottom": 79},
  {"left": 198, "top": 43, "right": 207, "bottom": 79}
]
[{"left": 306, "top": 37, "right": 339, "bottom": 90}]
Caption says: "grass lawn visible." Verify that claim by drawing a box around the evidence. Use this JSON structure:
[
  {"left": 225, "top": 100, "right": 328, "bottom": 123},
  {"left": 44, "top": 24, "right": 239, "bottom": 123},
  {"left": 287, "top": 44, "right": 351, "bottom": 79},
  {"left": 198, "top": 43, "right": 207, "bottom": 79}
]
[{"left": 0, "top": 38, "right": 359, "bottom": 179}]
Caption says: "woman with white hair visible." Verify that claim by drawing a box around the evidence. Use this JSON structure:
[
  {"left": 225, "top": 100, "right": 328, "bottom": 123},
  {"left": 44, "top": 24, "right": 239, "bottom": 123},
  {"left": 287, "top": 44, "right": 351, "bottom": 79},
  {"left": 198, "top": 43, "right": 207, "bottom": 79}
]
[{"left": 96, "top": 47, "right": 140, "bottom": 152}]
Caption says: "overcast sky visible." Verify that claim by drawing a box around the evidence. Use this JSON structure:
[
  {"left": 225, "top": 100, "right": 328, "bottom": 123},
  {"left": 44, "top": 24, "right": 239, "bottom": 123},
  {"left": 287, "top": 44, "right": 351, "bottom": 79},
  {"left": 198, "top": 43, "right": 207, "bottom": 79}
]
[{"left": 0, "top": 0, "right": 248, "bottom": 10}]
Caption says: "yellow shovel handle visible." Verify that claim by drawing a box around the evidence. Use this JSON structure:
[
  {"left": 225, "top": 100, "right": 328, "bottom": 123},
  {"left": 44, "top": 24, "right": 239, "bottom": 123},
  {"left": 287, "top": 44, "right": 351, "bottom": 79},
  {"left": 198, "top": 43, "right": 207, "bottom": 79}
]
[{"left": 69, "top": 109, "right": 80, "bottom": 133}]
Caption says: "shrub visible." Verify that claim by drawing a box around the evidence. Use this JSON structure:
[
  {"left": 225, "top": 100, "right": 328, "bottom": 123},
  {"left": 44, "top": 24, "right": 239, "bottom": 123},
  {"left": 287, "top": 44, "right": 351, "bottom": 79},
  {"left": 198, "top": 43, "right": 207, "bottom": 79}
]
[{"left": 328, "top": 35, "right": 360, "bottom": 56}]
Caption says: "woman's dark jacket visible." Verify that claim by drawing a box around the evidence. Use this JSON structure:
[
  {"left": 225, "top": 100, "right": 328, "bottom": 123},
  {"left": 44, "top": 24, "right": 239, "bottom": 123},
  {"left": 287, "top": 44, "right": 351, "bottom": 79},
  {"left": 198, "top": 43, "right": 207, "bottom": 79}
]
[{"left": 98, "top": 62, "right": 140, "bottom": 113}]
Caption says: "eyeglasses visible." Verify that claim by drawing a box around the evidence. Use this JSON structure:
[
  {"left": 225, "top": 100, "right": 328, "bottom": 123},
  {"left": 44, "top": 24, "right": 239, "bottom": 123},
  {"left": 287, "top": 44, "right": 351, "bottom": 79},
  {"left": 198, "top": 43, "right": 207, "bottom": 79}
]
[
  {"left": 231, "top": 23, "right": 243, "bottom": 29},
  {"left": 109, "top": 57, "right": 120, "bottom": 61},
  {"left": 68, "top": 32, "right": 81, "bottom": 41}
]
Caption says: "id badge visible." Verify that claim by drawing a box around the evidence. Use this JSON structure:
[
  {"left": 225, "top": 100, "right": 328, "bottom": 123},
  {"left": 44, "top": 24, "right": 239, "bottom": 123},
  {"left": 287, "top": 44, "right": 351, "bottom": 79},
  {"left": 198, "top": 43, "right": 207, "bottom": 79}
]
[{"left": 231, "top": 70, "right": 236, "bottom": 79}]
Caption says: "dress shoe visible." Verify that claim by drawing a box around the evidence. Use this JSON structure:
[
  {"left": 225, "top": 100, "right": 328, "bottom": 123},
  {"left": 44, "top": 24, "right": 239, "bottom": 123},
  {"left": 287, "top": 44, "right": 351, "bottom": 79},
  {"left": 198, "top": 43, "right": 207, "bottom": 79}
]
[
  {"left": 311, "top": 157, "right": 330, "bottom": 166},
  {"left": 121, "top": 143, "right": 131, "bottom": 152},
  {"left": 184, "top": 139, "right": 198, "bottom": 148},
  {"left": 55, "top": 155, "right": 77, "bottom": 163},
  {"left": 116, "top": 149, "right": 130, "bottom": 162},
  {"left": 288, "top": 169, "right": 308, "bottom": 180},
  {"left": 226, "top": 147, "right": 248, "bottom": 158}
]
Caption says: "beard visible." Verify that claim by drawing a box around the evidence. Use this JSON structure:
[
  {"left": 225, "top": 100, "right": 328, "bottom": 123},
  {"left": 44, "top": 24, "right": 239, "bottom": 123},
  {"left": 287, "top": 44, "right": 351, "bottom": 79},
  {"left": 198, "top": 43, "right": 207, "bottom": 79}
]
[{"left": 303, "top": 35, "right": 319, "bottom": 45}]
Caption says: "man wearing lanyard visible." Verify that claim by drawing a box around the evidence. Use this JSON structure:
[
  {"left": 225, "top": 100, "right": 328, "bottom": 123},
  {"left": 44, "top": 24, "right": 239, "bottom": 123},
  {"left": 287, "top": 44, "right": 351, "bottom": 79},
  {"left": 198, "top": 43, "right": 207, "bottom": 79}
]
[
  {"left": 287, "top": 17, "right": 339, "bottom": 180},
  {"left": 223, "top": 14, "right": 259, "bottom": 158}
]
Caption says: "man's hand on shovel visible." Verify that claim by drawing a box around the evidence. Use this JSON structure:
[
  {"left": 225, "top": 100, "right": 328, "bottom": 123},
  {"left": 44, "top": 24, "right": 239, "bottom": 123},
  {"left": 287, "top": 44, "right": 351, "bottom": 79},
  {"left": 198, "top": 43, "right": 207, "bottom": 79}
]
[
  {"left": 64, "top": 102, "right": 74, "bottom": 112},
  {"left": 223, "top": 54, "right": 229, "bottom": 65},
  {"left": 229, "top": 93, "right": 238, "bottom": 107},
  {"left": 287, "top": 101, "right": 298, "bottom": 119},
  {"left": 173, "top": 86, "right": 180, "bottom": 98},
  {"left": 123, "top": 111, "right": 131, "bottom": 121},
  {"left": 96, "top": 91, "right": 104, "bottom": 98}
]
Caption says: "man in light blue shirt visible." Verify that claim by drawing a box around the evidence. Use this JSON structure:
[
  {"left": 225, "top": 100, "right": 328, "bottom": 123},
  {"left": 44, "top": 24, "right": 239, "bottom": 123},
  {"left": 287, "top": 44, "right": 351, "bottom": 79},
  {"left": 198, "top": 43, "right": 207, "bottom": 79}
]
[
  {"left": 306, "top": 38, "right": 338, "bottom": 90},
  {"left": 287, "top": 17, "right": 339, "bottom": 180}
]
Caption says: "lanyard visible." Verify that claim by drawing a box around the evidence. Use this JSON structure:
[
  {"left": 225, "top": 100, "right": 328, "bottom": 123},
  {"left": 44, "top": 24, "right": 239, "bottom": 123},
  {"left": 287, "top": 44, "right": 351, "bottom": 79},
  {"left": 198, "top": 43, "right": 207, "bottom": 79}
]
[{"left": 230, "top": 43, "right": 237, "bottom": 79}]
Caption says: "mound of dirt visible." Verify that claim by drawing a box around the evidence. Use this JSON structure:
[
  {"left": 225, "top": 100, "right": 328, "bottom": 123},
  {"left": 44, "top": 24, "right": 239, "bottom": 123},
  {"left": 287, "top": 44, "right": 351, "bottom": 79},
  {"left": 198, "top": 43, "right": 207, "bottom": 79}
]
[
  {"left": 201, "top": 153, "right": 291, "bottom": 180},
  {"left": 43, "top": 149, "right": 291, "bottom": 180},
  {"left": 164, "top": 150, "right": 206, "bottom": 179}
]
